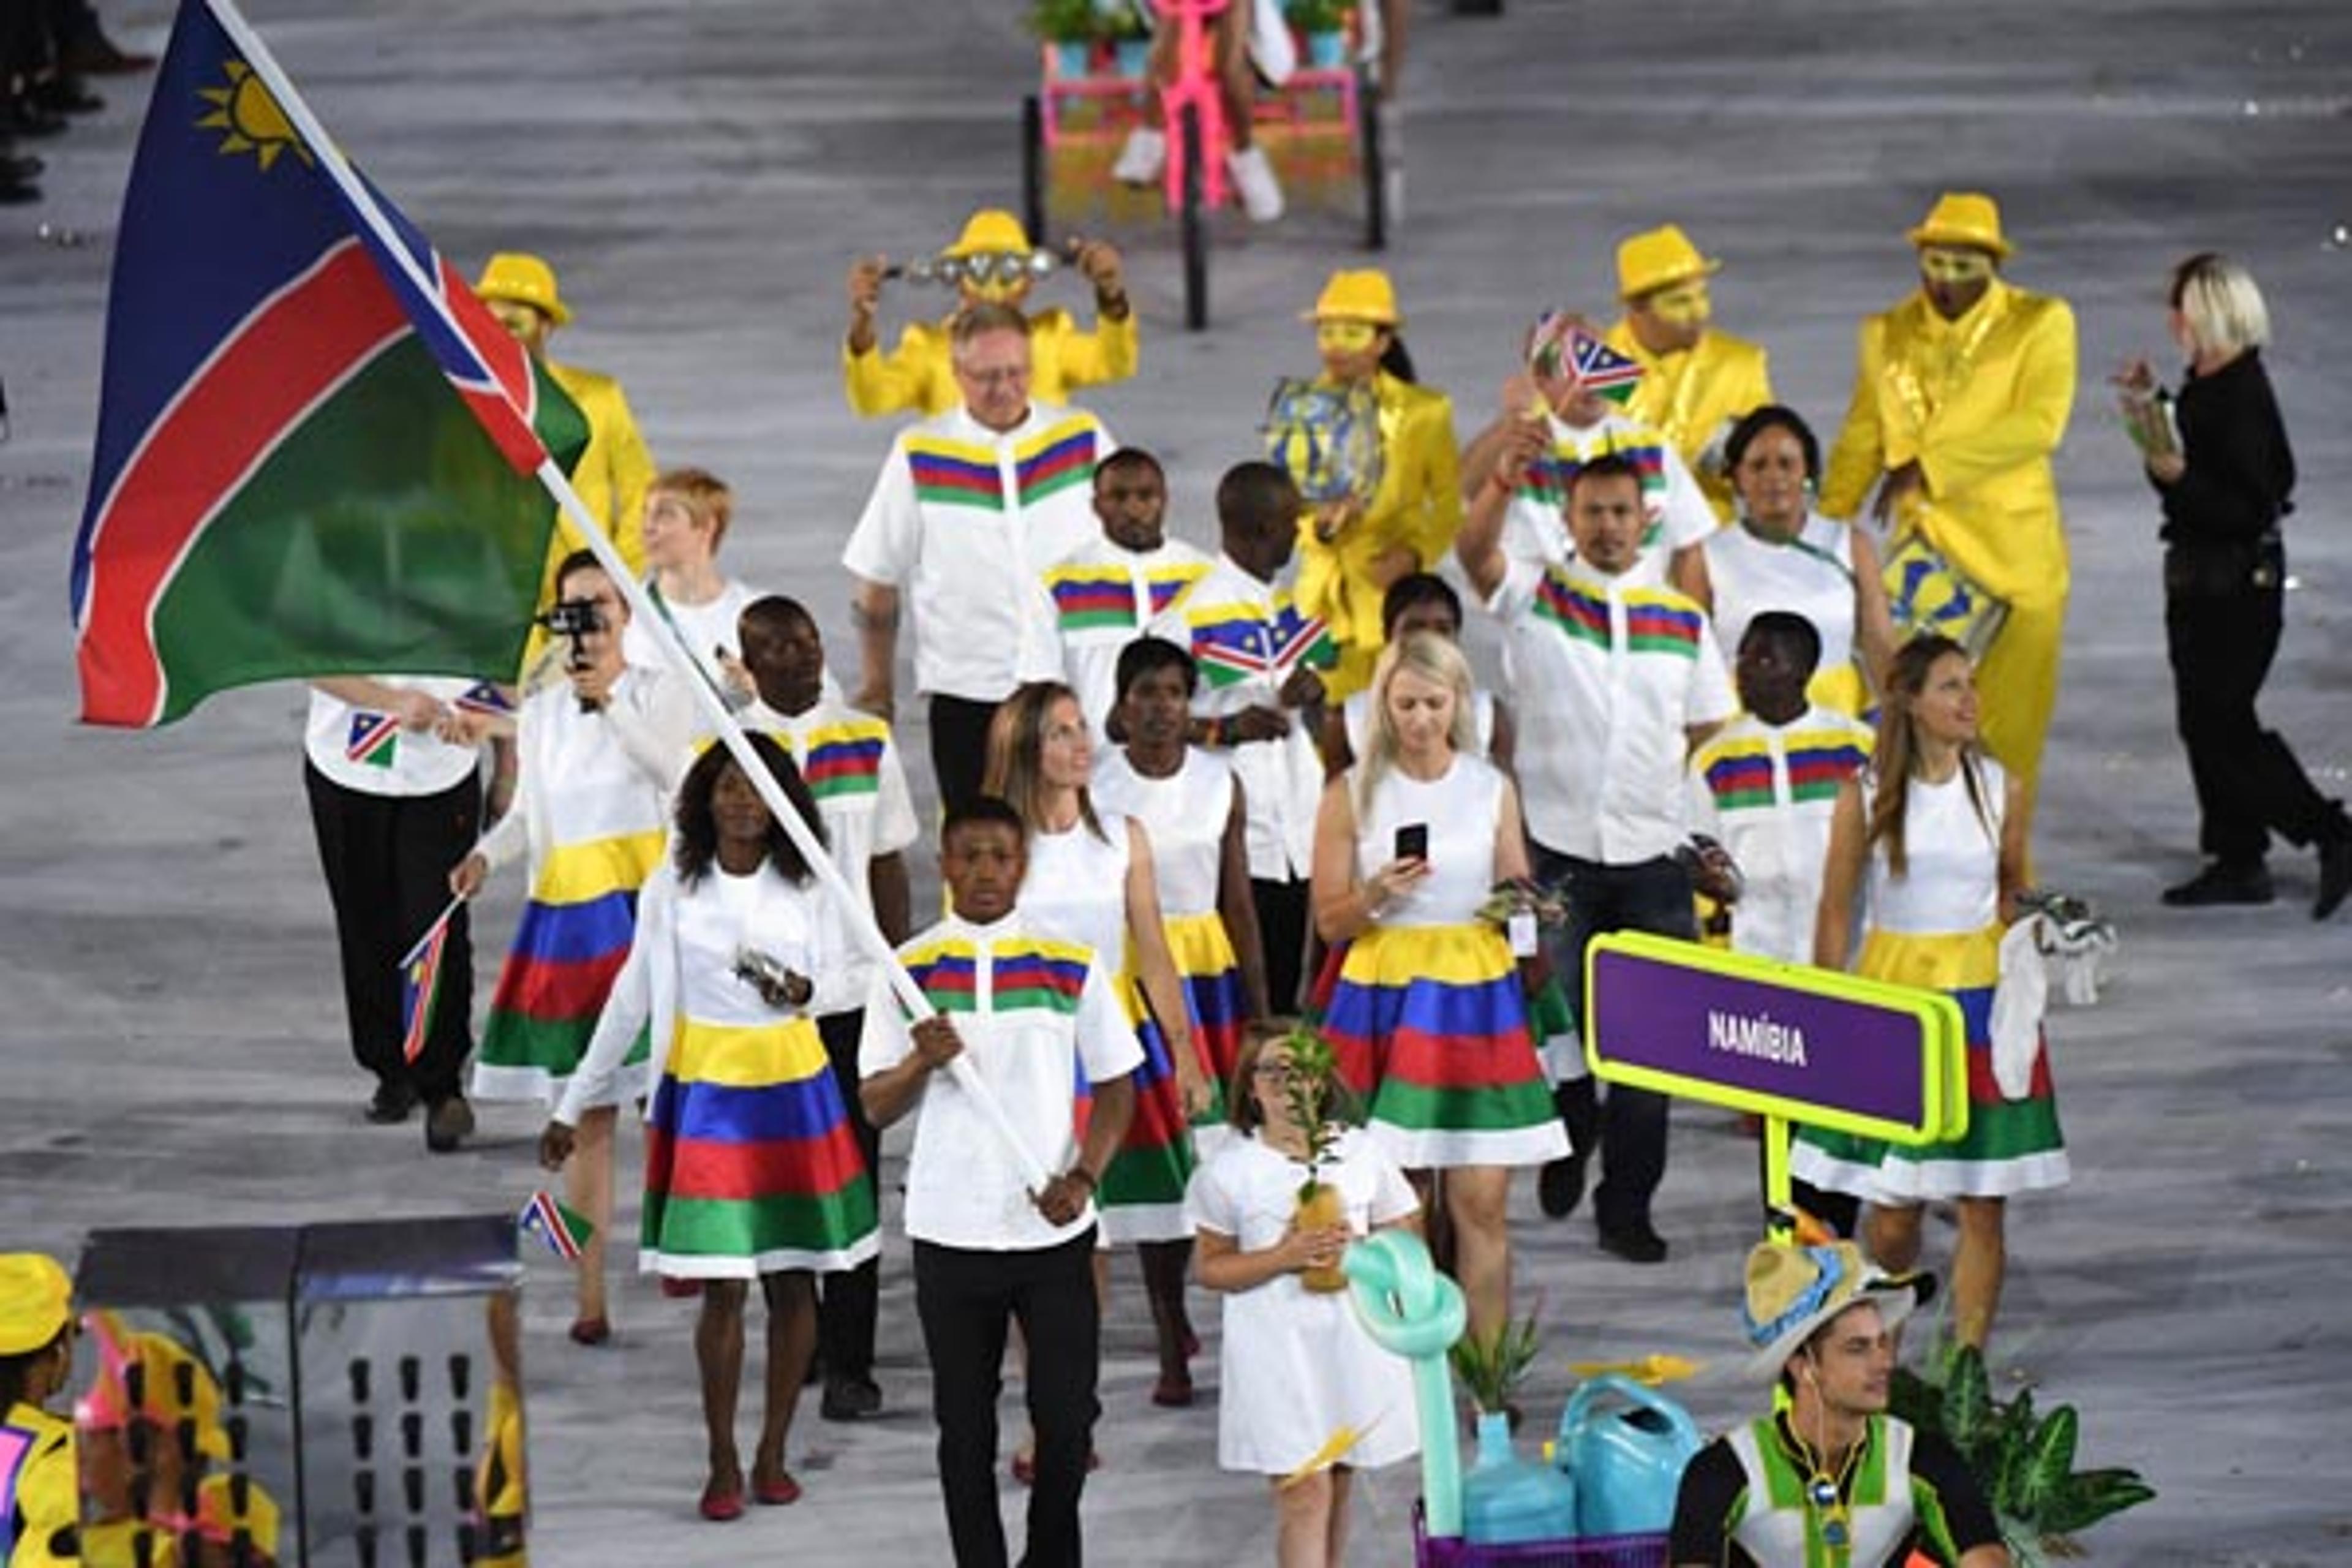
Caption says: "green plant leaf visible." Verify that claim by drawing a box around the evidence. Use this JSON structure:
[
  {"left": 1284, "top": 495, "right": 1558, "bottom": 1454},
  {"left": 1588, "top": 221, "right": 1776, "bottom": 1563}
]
[
  {"left": 1942, "top": 1344, "right": 1996, "bottom": 1458},
  {"left": 2013, "top": 1406, "right": 2078, "bottom": 1520}
]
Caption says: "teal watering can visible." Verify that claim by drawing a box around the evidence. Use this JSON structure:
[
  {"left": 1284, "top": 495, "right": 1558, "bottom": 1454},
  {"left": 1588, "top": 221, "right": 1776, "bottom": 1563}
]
[{"left": 1556, "top": 1373, "right": 1702, "bottom": 1537}]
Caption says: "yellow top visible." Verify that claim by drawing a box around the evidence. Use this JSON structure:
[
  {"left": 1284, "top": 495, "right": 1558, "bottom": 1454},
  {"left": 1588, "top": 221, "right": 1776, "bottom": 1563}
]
[
  {"left": 4, "top": 1401, "right": 74, "bottom": 1568},
  {"left": 1820, "top": 277, "right": 2076, "bottom": 609},
  {"left": 1604, "top": 322, "right": 1774, "bottom": 522},
  {"left": 841, "top": 306, "right": 1139, "bottom": 419},
  {"left": 520, "top": 358, "right": 654, "bottom": 671},
  {"left": 1292, "top": 370, "right": 1462, "bottom": 699}
]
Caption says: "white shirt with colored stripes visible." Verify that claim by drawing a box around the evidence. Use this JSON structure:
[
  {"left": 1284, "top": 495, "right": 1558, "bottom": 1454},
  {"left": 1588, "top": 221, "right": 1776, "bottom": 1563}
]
[{"left": 1687, "top": 706, "right": 1874, "bottom": 963}]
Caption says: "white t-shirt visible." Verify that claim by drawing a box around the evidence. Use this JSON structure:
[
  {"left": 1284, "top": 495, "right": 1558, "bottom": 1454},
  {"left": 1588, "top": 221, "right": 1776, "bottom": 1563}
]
[
  {"left": 861, "top": 912, "right": 1142, "bottom": 1251},
  {"left": 620, "top": 576, "right": 761, "bottom": 697},
  {"left": 1037, "top": 532, "right": 1216, "bottom": 741},
  {"left": 1488, "top": 559, "right": 1736, "bottom": 864},
  {"left": 304, "top": 678, "right": 484, "bottom": 796},
  {"left": 1687, "top": 708, "right": 1874, "bottom": 965}
]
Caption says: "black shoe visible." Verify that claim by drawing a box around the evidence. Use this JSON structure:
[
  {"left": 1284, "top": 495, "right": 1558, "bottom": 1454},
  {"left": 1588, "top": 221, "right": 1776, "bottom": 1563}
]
[
  {"left": 366, "top": 1079, "right": 420, "bottom": 1123},
  {"left": 2316, "top": 835, "right": 2352, "bottom": 922},
  {"left": 424, "top": 1094, "right": 475, "bottom": 1153},
  {"left": 32, "top": 76, "right": 104, "bottom": 115},
  {"left": 1596, "top": 1221, "right": 1668, "bottom": 1265},
  {"left": 6, "top": 102, "right": 67, "bottom": 138},
  {"left": 820, "top": 1376, "right": 883, "bottom": 1422},
  {"left": 2162, "top": 861, "right": 2274, "bottom": 907},
  {"left": 0, "top": 174, "right": 39, "bottom": 205},
  {"left": 61, "top": 32, "right": 156, "bottom": 75},
  {"left": 1537, "top": 1152, "right": 1588, "bottom": 1219}
]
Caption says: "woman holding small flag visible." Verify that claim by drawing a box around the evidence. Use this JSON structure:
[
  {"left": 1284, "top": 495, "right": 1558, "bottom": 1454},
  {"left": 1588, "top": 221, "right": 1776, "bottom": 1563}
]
[
  {"left": 541, "top": 734, "right": 877, "bottom": 1520},
  {"left": 451, "top": 551, "right": 696, "bottom": 1344}
]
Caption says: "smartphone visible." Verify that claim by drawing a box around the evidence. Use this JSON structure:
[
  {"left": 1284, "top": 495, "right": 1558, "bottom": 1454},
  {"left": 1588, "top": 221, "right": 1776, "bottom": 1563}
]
[{"left": 1394, "top": 822, "right": 1429, "bottom": 864}]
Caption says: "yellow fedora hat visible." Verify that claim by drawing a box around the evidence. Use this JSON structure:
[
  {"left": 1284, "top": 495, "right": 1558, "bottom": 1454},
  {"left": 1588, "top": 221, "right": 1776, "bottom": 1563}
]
[
  {"left": 1906, "top": 192, "right": 2013, "bottom": 260},
  {"left": 1617, "top": 224, "right": 1721, "bottom": 300},
  {"left": 1303, "top": 268, "right": 1401, "bottom": 326},
  {"left": 474, "top": 252, "right": 573, "bottom": 325},
  {"left": 943, "top": 208, "right": 1033, "bottom": 258}
]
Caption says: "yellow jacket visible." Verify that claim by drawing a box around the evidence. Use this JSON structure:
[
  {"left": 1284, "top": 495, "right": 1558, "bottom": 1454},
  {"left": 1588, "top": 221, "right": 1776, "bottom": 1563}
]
[
  {"left": 521, "top": 359, "right": 655, "bottom": 671},
  {"left": 4, "top": 1402, "right": 73, "bottom": 1567},
  {"left": 842, "top": 306, "right": 1139, "bottom": 419},
  {"left": 1604, "top": 322, "right": 1774, "bottom": 521},
  {"left": 1292, "top": 371, "right": 1462, "bottom": 698},
  {"left": 1821, "top": 279, "right": 2076, "bottom": 609}
]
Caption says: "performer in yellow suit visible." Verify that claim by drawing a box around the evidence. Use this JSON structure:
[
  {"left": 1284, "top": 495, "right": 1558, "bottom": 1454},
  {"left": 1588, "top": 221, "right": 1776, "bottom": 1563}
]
[
  {"left": 842, "top": 209, "right": 1136, "bottom": 419},
  {"left": 1822, "top": 194, "right": 2077, "bottom": 792},
  {"left": 476, "top": 252, "right": 658, "bottom": 665},
  {"left": 1, "top": 1254, "right": 75, "bottom": 1568},
  {"left": 1606, "top": 224, "right": 1774, "bottom": 521},
  {"left": 1289, "top": 270, "right": 1463, "bottom": 701}
]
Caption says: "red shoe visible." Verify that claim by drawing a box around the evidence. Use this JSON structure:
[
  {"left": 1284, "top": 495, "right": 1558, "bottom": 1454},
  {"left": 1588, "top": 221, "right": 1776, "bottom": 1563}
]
[
  {"left": 698, "top": 1477, "right": 745, "bottom": 1521},
  {"left": 1151, "top": 1373, "right": 1194, "bottom": 1408},
  {"left": 567, "top": 1316, "right": 611, "bottom": 1346},
  {"left": 752, "top": 1472, "right": 802, "bottom": 1506},
  {"left": 1011, "top": 1447, "right": 1103, "bottom": 1488},
  {"left": 659, "top": 1276, "right": 704, "bottom": 1299}
]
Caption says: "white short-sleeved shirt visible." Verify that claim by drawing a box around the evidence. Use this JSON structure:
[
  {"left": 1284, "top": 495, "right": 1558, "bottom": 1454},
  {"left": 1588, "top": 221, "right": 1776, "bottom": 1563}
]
[
  {"left": 1039, "top": 533, "right": 1216, "bottom": 741},
  {"left": 1489, "top": 559, "right": 1736, "bottom": 864},
  {"left": 1500, "top": 408, "right": 1719, "bottom": 588},
  {"left": 304, "top": 678, "right": 484, "bottom": 796},
  {"left": 621, "top": 576, "right": 762, "bottom": 696},
  {"left": 1147, "top": 554, "right": 1330, "bottom": 881},
  {"left": 842, "top": 402, "right": 1112, "bottom": 703},
  {"left": 742, "top": 696, "right": 922, "bottom": 1012},
  {"left": 1687, "top": 707, "right": 1874, "bottom": 964},
  {"left": 861, "top": 912, "right": 1142, "bottom": 1251}
]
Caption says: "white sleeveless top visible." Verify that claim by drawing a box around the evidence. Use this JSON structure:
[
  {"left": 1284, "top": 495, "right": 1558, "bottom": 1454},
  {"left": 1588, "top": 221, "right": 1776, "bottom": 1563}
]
[
  {"left": 1020, "top": 808, "right": 1136, "bottom": 969},
  {"left": 675, "top": 864, "right": 834, "bottom": 1024},
  {"left": 1341, "top": 686, "right": 1498, "bottom": 764},
  {"left": 1351, "top": 754, "right": 1506, "bottom": 928},
  {"left": 1703, "top": 513, "right": 1858, "bottom": 679},
  {"left": 1091, "top": 751, "right": 1233, "bottom": 919},
  {"left": 1866, "top": 758, "right": 2005, "bottom": 937}
]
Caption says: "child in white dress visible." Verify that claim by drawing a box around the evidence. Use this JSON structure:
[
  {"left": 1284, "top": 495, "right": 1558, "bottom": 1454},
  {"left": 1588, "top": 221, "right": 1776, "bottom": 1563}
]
[{"left": 1188, "top": 1023, "right": 1420, "bottom": 1567}]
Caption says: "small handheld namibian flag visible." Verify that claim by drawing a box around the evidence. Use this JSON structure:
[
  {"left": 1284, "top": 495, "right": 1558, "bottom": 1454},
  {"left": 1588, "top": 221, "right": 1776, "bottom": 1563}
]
[
  {"left": 394, "top": 896, "right": 461, "bottom": 1065},
  {"left": 1567, "top": 331, "right": 1643, "bottom": 405},
  {"left": 517, "top": 1189, "right": 594, "bottom": 1261},
  {"left": 346, "top": 710, "right": 399, "bottom": 768},
  {"left": 453, "top": 680, "right": 513, "bottom": 717}
]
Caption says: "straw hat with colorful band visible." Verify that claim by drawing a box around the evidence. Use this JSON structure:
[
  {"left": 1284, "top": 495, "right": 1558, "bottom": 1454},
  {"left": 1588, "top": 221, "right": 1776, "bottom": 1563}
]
[
  {"left": 944, "top": 208, "right": 1033, "bottom": 259},
  {"left": 1618, "top": 223, "right": 1722, "bottom": 301},
  {"left": 0, "top": 1252, "right": 72, "bottom": 1354},
  {"left": 1740, "top": 1240, "right": 1934, "bottom": 1381},
  {"left": 1905, "top": 192, "right": 2012, "bottom": 261},
  {"left": 475, "top": 252, "right": 573, "bottom": 326},
  {"left": 1305, "top": 269, "right": 1401, "bottom": 327}
]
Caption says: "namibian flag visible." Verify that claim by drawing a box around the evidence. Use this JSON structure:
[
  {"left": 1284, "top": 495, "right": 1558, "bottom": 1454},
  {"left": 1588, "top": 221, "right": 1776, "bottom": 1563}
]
[
  {"left": 454, "top": 680, "right": 514, "bottom": 717},
  {"left": 516, "top": 1189, "right": 595, "bottom": 1262},
  {"left": 345, "top": 709, "right": 399, "bottom": 768},
  {"left": 395, "top": 900, "right": 458, "bottom": 1065},
  {"left": 1569, "top": 331, "right": 1643, "bottom": 405},
  {"left": 70, "top": 0, "right": 589, "bottom": 728}
]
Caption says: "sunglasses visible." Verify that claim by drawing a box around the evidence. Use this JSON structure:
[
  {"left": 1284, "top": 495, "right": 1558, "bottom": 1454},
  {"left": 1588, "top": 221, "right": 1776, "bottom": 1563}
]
[{"left": 891, "top": 251, "right": 1059, "bottom": 288}]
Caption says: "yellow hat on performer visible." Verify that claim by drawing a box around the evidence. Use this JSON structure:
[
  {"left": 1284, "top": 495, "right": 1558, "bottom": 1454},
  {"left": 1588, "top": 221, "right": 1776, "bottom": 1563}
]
[
  {"left": 944, "top": 208, "right": 1033, "bottom": 258},
  {"left": 1617, "top": 224, "right": 1721, "bottom": 300},
  {"left": 475, "top": 252, "right": 573, "bottom": 325},
  {"left": 1906, "top": 192, "right": 2013, "bottom": 260},
  {"left": 1305, "top": 268, "right": 1401, "bottom": 326},
  {"left": 0, "top": 1253, "right": 72, "bottom": 1354}
]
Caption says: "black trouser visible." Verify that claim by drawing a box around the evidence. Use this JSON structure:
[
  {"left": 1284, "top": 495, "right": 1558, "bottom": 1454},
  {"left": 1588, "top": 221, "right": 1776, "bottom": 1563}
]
[
  {"left": 929, "top": 693, "right": 1007, "bottom": 819},
  {"left": 1534, "top": 846, "right": 1695, "bottom": 1235},
  {"left": 816, "top": 1009, "right": 881, "bottom": 1383},
  {"left": 1251, "top": 874, "right": 1310, "bottom": 1017},
  {"left": 914, "top": 1229, "right": 1100, "bottom": 1568},
  {"left": 304, "top": 761, "right": 480, "bottom": 1103},
  {"left": 2167, "top": 580, "right": 2344, "bottom": 864}
]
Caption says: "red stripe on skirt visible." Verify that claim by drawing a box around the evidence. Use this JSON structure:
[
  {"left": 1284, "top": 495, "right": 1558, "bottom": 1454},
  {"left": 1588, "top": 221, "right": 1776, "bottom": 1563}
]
[
  {"left": 645, "top": 1121, "right": 869, "bottom": 1204},
  {"left": 1376, "top": 1022, "right": 1544, "bottom": 1091},
  {"left": 489, "top": 950, "right": 624, "bottom": 1021},
  {"left": 1964, "top": 1037, "right": 2054, "bottom": 1103}
]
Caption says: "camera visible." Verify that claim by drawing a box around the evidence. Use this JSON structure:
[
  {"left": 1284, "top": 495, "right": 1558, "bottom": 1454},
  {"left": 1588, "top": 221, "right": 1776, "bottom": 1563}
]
[{"left": 538, "top": 599, "right": 605, "bottom": 638}]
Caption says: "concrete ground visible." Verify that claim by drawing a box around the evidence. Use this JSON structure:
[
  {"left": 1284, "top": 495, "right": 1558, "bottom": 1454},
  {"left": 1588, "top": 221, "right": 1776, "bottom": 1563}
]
[{"left": 4, "top": 0, "right": 2350, "bottom": 1563}]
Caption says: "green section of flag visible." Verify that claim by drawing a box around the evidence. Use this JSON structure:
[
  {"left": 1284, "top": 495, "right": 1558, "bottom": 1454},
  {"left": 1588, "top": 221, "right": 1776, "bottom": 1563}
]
[{"left": 146, "top": 342, "right": 586, "bottom": 722}]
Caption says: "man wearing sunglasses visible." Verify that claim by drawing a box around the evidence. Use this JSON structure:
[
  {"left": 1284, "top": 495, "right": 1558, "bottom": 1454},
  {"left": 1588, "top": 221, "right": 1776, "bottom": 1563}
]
[
  {"left": 843, "top": 208, "right": 1135, "bottom": 420},
  {"left": 1605, "top": 224, "right": 1776, "bottom": 524},
  {"left": 1820, "top": 192, "right": 2078, "bottom": 794}
]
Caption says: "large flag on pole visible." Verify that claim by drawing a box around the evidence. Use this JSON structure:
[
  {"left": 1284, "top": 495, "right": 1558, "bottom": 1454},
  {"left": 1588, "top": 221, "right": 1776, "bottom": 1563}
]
[{"left": 70, "top": 0, "right": 589, "bottom": 728}]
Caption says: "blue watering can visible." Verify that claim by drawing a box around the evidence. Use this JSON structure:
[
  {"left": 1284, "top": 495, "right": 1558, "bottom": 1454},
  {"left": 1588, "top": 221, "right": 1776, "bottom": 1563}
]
[{"left": 1556, "top": 1373, "right": 1703, "bottom": 1537}]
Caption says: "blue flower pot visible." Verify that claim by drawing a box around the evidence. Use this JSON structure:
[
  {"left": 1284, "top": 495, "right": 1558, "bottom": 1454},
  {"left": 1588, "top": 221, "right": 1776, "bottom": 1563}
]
[
  {"left": 1114, "top": 37, "right": 1151, "bottom": 78},
  {"left": 1053, "top": 39, "right": 1094, "bottom": 77},
  {"left": 1306, "top": 29, "right": 1348, "bottom": 69}
]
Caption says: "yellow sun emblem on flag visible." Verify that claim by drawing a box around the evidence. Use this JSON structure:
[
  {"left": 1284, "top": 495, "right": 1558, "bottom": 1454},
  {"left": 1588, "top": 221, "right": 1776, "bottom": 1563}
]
[{"left": 197, "top": 60, "right": 310, "bottom": 171}]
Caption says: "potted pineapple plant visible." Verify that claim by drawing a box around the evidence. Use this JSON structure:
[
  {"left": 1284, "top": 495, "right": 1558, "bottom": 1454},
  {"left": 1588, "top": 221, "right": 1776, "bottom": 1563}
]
[
  {"left": 1278, "top": 1023, "right": 1352, "bottom": 1294},
  {"left": 1030, "top": 0, "right": 1099, "bottom": 77},
  {"left": 1284, "top": 0, "right": 1354, "bottom": 70}
]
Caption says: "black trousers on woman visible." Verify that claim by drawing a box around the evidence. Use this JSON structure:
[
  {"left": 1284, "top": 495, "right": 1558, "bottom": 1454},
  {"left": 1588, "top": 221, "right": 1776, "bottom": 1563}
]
[{"left": 2166, "top": 570, "right": 2345, "bottom": 866}]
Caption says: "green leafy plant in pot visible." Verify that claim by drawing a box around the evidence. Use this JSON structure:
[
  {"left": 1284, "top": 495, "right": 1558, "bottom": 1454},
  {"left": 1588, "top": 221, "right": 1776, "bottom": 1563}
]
[
  {"left": 1279, "top": 1023, "right": 1353, "bottom": 1294},
  {"left": 1028, "top": 0, "right": 1098, "bottom": 43}
]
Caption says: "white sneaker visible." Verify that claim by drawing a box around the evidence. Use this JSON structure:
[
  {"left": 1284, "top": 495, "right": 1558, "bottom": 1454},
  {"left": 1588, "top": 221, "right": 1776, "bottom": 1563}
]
[
  {"left": 1227, "top": 144, "right": 1285, "bottom": 223},
  {"left": 1112, "top": 127, "right": 1166, "bottom": 186}
]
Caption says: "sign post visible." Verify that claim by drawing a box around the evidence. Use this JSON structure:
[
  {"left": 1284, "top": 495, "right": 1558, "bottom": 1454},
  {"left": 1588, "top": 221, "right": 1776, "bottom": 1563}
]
[{"left": 1583, "top": 932, "right": 1968, "bottom": 1238}]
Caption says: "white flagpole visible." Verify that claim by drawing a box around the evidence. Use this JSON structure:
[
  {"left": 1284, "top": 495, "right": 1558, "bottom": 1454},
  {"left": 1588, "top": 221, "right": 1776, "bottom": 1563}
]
[{"left": 204, "top": 0, "right": 1054, "bottom": 1188}]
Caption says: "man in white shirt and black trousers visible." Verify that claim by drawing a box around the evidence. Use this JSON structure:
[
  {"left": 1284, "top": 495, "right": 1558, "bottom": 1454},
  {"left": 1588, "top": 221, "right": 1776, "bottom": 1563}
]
[
  {"left": 861, "top": 797, "right": 1139, "bottom": 1568},
  {"left": 1460, "top": 445, "right": 1735, "bottom": 1264}
]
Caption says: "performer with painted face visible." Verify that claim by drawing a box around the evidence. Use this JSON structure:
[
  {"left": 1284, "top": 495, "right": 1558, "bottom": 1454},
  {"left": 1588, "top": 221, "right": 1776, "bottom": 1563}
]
[
  {"left": 841, "top": 208, "right": 1134, "bottom": 419},
  {"left": 1820, "top": 194, "right": 2077, "bottom": 796},
  {"left": 1274, "top": 270, "right": 1463, "bottom": 702},
  {"left": 1605, "top": 224, "right": 1776, "bottom": 522}
]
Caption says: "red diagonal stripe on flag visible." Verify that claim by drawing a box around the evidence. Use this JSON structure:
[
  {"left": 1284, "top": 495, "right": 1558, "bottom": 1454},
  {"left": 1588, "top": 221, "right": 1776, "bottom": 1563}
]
[
  {"left": 76, "top": 239, "right": 407, "bottom": 726},
  {"left": 433, "top": 255, "right": 545, "bottom": 475}
]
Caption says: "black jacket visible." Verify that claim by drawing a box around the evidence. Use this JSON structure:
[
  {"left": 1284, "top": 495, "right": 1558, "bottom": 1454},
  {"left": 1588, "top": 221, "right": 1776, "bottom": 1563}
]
[{"left": 2154, "top": 349, "right": 2296, "bottom": 547}]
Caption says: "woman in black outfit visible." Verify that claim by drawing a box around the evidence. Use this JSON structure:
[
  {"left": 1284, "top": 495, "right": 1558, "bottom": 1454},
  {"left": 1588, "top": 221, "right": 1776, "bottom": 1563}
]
[{"left": 2127, "top": 253, "right": 2350, "bottom": 919}]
